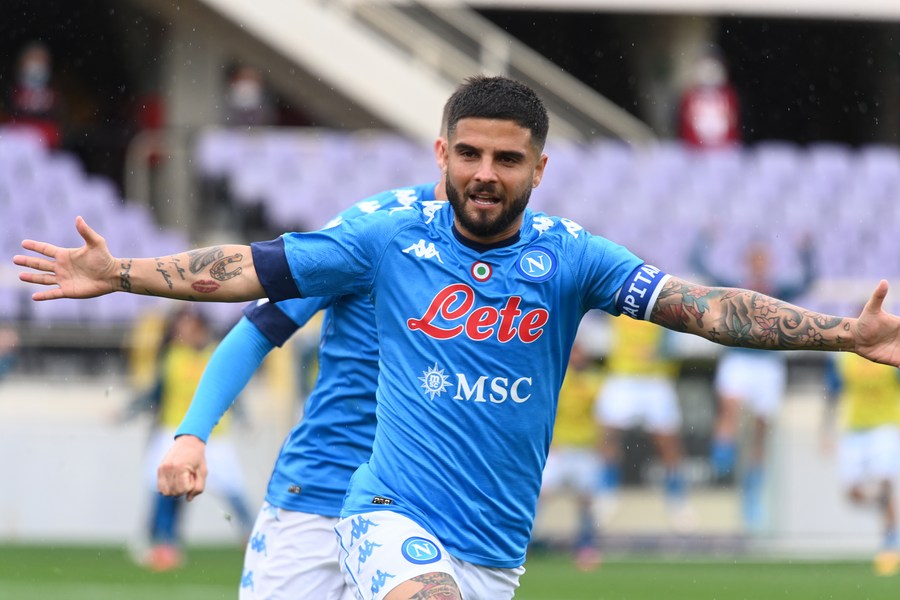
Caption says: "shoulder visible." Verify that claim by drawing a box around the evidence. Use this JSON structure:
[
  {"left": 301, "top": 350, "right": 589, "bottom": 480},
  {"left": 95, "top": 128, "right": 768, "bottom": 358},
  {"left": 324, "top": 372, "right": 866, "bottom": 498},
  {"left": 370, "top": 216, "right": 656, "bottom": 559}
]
[
  {"left": 523, "top": 209, "right": 619, "bottom": 251},
  {"left": 324, "top": 183, "right": 439, "bottom": 228}
]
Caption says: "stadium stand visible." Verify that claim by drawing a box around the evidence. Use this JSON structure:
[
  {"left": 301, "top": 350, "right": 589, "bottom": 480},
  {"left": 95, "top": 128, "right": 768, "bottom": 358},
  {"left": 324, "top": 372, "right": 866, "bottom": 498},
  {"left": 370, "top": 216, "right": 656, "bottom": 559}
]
[
  {"left": 191, "top": 127, "right": 900, "bottom": 319},
  {"left": 6, "top": 124, "right": 900, "bottom": 331}
]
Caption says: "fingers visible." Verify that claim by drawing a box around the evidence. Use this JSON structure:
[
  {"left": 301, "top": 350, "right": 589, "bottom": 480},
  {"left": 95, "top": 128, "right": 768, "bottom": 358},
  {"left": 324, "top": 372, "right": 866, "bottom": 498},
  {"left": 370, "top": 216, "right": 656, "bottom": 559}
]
[
  {"left": 17, "top": 239, "right": 60, "bottom": 260},
  {"left": 75, "top": 216, "right": 104, "bottom": 248},
  {"left": 862, "top": 279, "right": 889, "bottom": 316},
  {"left": 14, "top": 253, "right": 57, "bottom": 273},
  {"left": 158, "top": 465, "right": 205, "bottom": 500},
  {"left": 186, "top": 468, "right": 208, "bottom": 502}
]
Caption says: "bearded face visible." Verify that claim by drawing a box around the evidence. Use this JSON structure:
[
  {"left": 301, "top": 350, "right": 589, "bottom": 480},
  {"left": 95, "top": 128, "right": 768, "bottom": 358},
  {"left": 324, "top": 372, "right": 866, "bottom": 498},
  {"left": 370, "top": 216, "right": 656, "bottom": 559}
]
[
  {"left": 445, "top": 177, "right": 532, "bottom": 239},
  {"left": 441, "top": 118, "right": 546, "bottom": 244}
]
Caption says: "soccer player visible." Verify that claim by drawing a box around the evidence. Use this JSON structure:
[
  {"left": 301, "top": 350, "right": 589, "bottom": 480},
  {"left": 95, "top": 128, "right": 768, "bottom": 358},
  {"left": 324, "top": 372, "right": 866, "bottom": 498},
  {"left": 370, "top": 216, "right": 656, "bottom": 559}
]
[
  {"left": 121, "top": 305, "right": 254, "bottom": 570},
  {"left": 822, "top": 352, "right": 900, "bottom": 576},
  {"left": 536, "top": 339, "right": 605, "bottom": 570},
  {"left": 15, "top": 76, "right": 900, "bottom": 600},
  {"left": 691, "top": 233, "right": 816, "bottom": 529},
  {"left": 594, "top": 314, "right": 691, "bottom": 531},
  {"left": 156, "top": 180, "right": 444, "bottom": 599}
]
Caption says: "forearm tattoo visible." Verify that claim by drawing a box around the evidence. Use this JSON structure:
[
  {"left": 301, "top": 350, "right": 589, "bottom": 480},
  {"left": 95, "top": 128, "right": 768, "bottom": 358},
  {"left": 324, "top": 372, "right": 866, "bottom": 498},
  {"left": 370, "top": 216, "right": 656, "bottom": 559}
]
[
  {"left": 407, "top": 572, "right": 461, "bottom": 599},
  {"left": 209, "top": 252, "right": 243, "bottom": 281},
  {"left": 650, "top": 279, "right": 852, "bottom": 351},
  {"left": 154, "top": 257, "right": 173, "bottom": 290},
  {"left": 175, "top": 247, "right": 246, "bottom": 293},
  {"left": 187, "top": 247, "right": 224, "bottom": 274},
  {"left": 154, "top": 257, "right": 191, "bottom": 290},
  {"left": 119, "top": 259, "right": 133, "bottom": 292}
]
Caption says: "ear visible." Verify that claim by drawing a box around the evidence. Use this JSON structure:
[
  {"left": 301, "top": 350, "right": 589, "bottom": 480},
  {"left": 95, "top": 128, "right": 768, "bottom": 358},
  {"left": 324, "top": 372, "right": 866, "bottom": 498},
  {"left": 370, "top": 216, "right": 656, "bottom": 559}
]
[
  {"left": 435, "top": 137, "right": 449, "bottom": 171},
  {"left": 532, "top": 153, "right": 548, "bottom": 188}
]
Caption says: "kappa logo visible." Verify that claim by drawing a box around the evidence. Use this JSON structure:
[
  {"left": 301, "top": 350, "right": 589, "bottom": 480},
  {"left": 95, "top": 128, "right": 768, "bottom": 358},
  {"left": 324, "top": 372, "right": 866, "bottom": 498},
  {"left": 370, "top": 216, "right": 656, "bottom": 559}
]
[
  {"left": 371, "top": 570, "right": 396, "bottom": 596},
  {"left": 249, "top": 531, "right": 268, "bottom": 556},
  {"left": 357, "top": 540, "right": 382, "bottom": 574},
  {"left": 403, "top": 240, "right": 444, "bottom": 263},
  {"left": 401, "top": 537, "right": 442, "bottom": 564},
  {"left": 516, "top": 246, "right": 557, "bottom": 282},
  {"left": 421, "top": 200, "right": 447, "bottom": 224},
  {"left": 392, "top": 188, "right": 419, "bottom": 206},
  {"left": 350, "top": 515, "right": 378, "bottom": 542}
]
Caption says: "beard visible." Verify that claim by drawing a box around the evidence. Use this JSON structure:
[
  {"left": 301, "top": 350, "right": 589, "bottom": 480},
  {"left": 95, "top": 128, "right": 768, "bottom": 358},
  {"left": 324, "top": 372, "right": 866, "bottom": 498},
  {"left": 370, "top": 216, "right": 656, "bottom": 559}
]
[{"left": 445, "top": 178, "right": 532, "bottom": 239}]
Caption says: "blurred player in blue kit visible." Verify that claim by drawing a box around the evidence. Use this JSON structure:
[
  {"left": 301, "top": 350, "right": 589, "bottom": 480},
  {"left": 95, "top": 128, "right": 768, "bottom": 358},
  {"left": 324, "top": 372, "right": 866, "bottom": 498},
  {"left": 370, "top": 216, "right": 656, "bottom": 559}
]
[
  {"left": 691, "top": 233, "right": 816, "bottom": 529},
  {"left": 16, "top": 76, "right": 900, "bottom": 600},
  {"left": 157, "top": 180, "right": 444, "bottom": 599}
]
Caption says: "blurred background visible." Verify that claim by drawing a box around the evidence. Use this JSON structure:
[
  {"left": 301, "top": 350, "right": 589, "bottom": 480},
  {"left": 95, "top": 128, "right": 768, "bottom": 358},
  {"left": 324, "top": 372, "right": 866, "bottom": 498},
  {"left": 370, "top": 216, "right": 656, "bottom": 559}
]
[{"left": 1, "top": 0, "right": 900, "bottom": 577}]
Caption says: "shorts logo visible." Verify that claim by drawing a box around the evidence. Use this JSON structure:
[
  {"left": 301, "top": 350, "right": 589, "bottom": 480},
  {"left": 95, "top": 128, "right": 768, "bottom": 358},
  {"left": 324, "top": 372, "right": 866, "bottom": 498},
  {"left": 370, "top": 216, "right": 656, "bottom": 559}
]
[
  {"left": 516, "top": 247, "right": 556, "bottom": 281},
  {"left": 401, "top": 537, "right": 441, "bottom": 564},
  {"left": 471, "top": 261, "right": 492, "bottom": 282}
]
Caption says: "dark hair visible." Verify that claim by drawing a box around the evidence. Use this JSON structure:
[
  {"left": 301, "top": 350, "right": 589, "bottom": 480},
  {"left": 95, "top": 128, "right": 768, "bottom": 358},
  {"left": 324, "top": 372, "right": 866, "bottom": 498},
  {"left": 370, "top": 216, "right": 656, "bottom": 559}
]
[{"left": 445, "top": 75, "right": 549, "bottom": 151}]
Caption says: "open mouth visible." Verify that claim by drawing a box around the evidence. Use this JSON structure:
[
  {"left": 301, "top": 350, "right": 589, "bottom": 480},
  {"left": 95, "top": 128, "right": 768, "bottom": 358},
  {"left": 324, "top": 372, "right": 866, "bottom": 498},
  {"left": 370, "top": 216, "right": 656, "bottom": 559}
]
[{"left": 470, "top": 192, "right": 500, "bottom": 206}]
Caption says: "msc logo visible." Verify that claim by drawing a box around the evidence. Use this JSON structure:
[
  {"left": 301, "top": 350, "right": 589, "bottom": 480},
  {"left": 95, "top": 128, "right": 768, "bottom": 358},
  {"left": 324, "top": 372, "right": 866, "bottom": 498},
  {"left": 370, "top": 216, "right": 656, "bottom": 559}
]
[
  {"left": 417, "top": 363, "right": 533, "bottom": 403},
  {"left": 420, "top": 363, "right": 451, "bottom": 399},
  {"left": 403, "top": 240, "right": 444, "bottom": 263},
  {"left": 401, "top": 537, "right": 442, "bottom": 564},
  {"left": 516, "top": 247, "right": 557, "bottom": 282}
]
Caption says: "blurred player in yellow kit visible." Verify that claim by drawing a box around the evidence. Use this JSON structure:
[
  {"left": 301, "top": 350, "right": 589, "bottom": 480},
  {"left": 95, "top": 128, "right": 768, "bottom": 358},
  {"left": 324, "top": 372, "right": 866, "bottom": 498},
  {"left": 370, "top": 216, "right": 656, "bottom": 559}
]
[
  {"left": 123, "top": 306, "right": 254, "bottom": 570},
  {"left": 824, "top": 352, "right": 900, "bottom": 576},
  {"left": 594, "top": 315, "right": 692, "bottom": 529},
  {"left": 539, "top": 340, "right": 605, "bottom": 570}
]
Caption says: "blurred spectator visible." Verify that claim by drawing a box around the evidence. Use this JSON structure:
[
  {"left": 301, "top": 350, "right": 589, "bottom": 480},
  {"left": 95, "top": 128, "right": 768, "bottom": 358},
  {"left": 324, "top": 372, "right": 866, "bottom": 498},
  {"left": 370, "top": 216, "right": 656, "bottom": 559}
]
[
  {"left": 822, "top": 352, "right": 900, "bottom": 576},
  {"left": 691, "top": 232, "right": 816, "bottom": 531},
  {"left": 119, "top": 306, "right": 253, "bottom": 571},
  {"left": 0, "top": 326, "right": 19, "bottom": 381},
  {"left": 594, "top": 315, "right": 693, "bottom": 532},
  {"left": 537, "top": 340, "right": 605, "bottom": 570},
  {"left": 5, "top": 41, "right": 64, "bottom": 148},
  {"left": 223, "top": 64, "right": 276, "bottom": 128},
  {"left": 678, "top": 49, "right": 740, "bottom": 149}
]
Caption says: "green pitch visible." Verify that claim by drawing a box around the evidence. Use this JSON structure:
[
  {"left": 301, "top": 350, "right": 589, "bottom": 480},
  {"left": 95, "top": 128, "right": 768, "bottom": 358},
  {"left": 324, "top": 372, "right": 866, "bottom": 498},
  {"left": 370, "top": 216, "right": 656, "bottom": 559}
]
[{"left": 0, "top": 544, "right": 897, "bottom": 600}]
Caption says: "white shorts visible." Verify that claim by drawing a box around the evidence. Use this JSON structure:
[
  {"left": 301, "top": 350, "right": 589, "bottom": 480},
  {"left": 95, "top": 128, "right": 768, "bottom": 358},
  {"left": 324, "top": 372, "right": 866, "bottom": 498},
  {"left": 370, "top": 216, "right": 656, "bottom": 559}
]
[
  {"left": 146, "top": 428, "right": 247, "bottom": 497},
  {"left": 542, "top": 447, "right": 600, "bottom": 494},
  {"left": 335, "top": 510, "right": 524, "bottom": 600},
  {"left": 239, "top": 503, "right": 354, "bottom": 600},
  {"left": 714, "top": 351, "right": 787, "bottom": 418},
  {"left": 839, "top": 426, "right": 900, "bottom": 486},
  {"left": 596, "top": 375, "right": 681, "bottom": 433}
]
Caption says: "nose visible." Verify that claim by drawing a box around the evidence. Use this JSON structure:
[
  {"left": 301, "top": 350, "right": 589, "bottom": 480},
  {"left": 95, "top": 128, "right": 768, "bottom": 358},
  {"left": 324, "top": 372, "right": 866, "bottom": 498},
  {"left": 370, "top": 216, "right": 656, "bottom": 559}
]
[{"left": 473, "top": 158, "right": 498, "bottom": 182}]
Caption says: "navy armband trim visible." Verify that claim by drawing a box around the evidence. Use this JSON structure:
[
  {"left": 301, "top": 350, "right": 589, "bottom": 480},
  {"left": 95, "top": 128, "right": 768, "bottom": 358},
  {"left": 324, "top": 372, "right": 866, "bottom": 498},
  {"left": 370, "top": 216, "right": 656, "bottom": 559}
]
[
  {"left": 251, "top": 238, "right": 300, "bottom": 303},
  {"left": 614, "top": 264, "right": 670, "bottom": 321},
  {"left": 243, "top": 300, "right": 299, "bottom": 347}
]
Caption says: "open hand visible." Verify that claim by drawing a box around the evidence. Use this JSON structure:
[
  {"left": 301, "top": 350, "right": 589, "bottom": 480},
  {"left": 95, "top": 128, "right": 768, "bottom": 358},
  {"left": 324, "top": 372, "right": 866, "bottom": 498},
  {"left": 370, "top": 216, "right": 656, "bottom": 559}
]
[{"left": 14, "top": 216, "right": 118, "bottom": 300}]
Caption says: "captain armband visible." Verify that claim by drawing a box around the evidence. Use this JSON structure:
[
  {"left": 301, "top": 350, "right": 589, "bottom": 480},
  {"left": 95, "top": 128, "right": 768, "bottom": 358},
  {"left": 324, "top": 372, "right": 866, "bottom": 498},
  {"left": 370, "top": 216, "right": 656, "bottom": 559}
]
[{"left": 614, "top": 264, "right": 670, "bottom": 321}]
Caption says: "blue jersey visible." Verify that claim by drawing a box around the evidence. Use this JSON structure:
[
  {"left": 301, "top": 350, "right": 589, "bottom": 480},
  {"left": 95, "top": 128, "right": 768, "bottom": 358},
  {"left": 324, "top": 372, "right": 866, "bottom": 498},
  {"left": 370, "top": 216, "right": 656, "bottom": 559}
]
[
  {"left": 180, "top": 183, "right": 438, "bottom": 517},
  {"left": 252, "top": 202, "right": 663, "bottom": 568}
]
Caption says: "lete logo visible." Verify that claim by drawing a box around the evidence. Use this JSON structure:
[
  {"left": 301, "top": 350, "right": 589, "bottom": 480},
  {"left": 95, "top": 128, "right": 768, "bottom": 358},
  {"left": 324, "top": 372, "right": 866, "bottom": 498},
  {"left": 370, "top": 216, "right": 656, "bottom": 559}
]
[{"left": 407, "top": 283, "right": 548, "bottom": 343}]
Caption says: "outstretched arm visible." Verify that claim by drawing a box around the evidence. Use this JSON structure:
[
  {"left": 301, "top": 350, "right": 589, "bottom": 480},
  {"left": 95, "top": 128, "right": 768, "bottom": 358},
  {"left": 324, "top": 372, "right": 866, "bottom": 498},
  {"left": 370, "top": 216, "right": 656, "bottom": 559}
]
[
  {"left": 14, "top": 216, "right": 264, "bottom": 302},
  {"left": 650, "top": 276, "right": 900, "bottom": 367}
]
